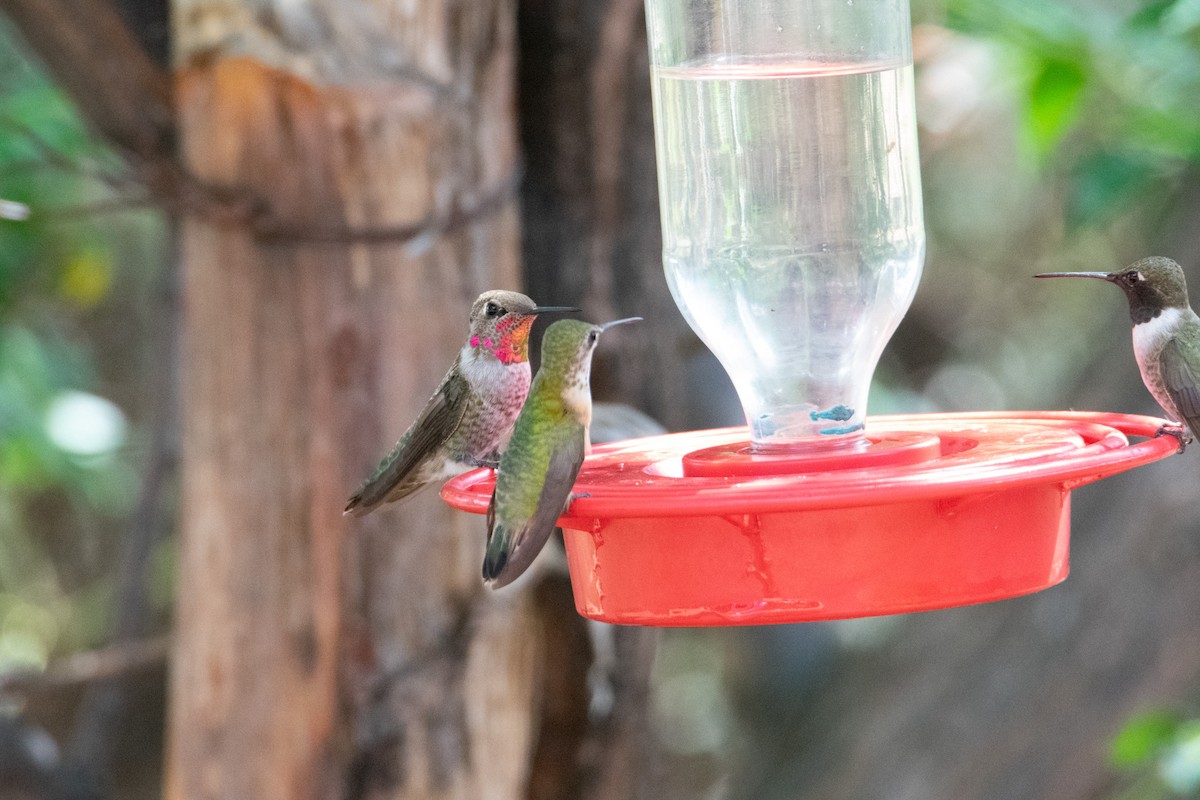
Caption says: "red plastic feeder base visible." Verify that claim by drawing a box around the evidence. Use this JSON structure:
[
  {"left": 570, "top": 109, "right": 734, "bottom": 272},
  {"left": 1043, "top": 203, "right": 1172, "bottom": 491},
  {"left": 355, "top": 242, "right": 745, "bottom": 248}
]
[{"left": 441, "top": 412, "right": 1178, "bottom": 626}]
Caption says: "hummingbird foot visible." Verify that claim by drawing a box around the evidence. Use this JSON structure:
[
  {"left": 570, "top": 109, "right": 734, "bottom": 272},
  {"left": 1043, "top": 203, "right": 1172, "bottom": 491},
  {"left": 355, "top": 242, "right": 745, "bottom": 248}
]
[
  {"left": 469, "top": 456, "right": 501, "bottom": 470},
  {"left": 1154, "top": 423, "right": 1191, "bottom": 454},
  {"left": 564, "top": 491, "right": 591, "bottom": 512}
]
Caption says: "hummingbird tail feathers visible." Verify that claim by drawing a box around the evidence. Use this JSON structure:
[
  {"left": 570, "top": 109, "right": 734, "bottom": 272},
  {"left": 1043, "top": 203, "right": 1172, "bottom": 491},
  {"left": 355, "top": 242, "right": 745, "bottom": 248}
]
[
  {"left": 482, "top": 527, "right": 511, "bottom": 583},
  {"left": 343, "top": 492, "right": 368, "bottom": 516},
  {"left": 482, "top": 521, "right": 561, "bottom": 589},
  {"left": 342, "top": 471, "right": 425, "bottom": 516}
]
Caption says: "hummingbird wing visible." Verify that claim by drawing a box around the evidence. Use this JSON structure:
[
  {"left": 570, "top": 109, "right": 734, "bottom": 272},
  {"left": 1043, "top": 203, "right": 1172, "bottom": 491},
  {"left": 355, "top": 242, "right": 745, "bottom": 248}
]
[
  {"left": 344, "top": 366, "right": 470, "bottom": 515},
  {"left": 483, "top": 426, "right": 585, "bottom": 588},
  {"left": 1160, "top": 334, "right": 1200, "bottom": 439}
]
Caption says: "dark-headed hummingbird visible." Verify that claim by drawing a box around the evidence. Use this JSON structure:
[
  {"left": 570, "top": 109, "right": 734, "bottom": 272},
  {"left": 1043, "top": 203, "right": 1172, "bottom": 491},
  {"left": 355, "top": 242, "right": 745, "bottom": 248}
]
[
  {"left": 344, "top": 291, "right": 578, "bottom": 516},
  {"left": 1036, "top": 256, "right": 1200, "bottom": 448},
  {"left": 483, "top": 316, "right": 641, "bottom": 588}
]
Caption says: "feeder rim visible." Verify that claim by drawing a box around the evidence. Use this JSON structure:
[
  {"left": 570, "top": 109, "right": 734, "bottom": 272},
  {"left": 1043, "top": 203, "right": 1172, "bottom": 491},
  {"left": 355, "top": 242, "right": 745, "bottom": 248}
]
[{"left": 440, "top": 411, "right": 1179, "bottom": 520}]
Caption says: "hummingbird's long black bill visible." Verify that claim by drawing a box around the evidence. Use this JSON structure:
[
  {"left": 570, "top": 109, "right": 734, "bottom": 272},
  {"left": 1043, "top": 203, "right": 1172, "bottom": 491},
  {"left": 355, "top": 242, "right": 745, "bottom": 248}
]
[
  {"left": 598, "top": 316, "right": 643, "bottom": 331},
  {"left": 1034, "top": 271, "right": 1113, "bottom": 281},
  {"left": 532, "top": 305, "right": 582, "bottom": 314}
]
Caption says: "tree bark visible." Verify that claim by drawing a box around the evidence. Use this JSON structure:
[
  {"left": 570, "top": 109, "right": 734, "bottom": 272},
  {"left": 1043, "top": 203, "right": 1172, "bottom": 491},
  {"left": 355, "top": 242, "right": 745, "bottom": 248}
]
[{"left": 166, "top": 2, "right": 543, "bottom": 798}]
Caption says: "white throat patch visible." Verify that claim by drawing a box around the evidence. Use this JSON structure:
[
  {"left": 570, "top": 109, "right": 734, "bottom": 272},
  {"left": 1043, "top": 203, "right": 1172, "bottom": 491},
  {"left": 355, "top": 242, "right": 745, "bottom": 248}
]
[
  {"left": 1132, "top": 306, "right": 1183, "bottom": 366},
  {"left": 1131, "top": 306, "right": 1186, "bottom": 418}
]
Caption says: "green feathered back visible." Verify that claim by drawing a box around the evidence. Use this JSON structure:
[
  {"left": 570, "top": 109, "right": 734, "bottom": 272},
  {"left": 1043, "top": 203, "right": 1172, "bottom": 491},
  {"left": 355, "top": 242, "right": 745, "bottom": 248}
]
[{"left": 483, "top": 320, "right": 598, "bottom": 585}]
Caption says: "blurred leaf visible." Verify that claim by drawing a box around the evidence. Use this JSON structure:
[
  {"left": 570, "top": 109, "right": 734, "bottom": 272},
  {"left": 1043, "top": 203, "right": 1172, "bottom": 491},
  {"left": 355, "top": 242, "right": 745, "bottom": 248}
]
[
  {"left": 76, "top": 457, "right": 139, "bottom": 515},
  {"left": 1159, "top": 721, "right": 1200, "bottom": 795},
  {"left": 1113, "top": 107, "right": 1200, "bottom": 158},
  {"left": 0, "top": 324, "right": 95, "bottom": 489},
  {"left": 0, "top": 595, "right": 59, "bottom": 671},
  {"left": 1025, "top": 58, "right": 1088, "bottom": 157},
  {"left": 945, "top": 0, "right": 1089, "bottom": 59},
  {"left": 0, "top": 437, "right": 45, "bottom": 486},
  {"left": 1161, "top": 0, "right": 1200, "bottom": 35},
  {"left": 0, "top": 79, "right": 95, "bottom": 166},
  {"left": 1112, "top": 710, "right": 1182, "bottom": 769},
  {"left": 58, "top": 246, "right": 114, "bottom": 307},
  {"left": 1126, "top": 0, "right": 1182, "bottom": 31},
  {"left": 1067, "top": 150, "right": 1162, "bottom": 228}
]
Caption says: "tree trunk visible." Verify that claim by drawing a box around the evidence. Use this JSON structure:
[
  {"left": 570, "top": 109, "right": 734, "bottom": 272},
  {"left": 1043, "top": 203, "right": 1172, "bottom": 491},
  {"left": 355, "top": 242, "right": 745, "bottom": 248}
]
[{"left": 166, "top": 3, "right": 544, "bottom": 798}]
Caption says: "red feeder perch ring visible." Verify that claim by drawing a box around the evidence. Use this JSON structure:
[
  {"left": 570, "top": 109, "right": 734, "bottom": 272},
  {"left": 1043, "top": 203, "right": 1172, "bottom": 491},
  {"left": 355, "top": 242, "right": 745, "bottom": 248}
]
[{"left": 441, "top": 411, "right": 1178, "bottom": 626}]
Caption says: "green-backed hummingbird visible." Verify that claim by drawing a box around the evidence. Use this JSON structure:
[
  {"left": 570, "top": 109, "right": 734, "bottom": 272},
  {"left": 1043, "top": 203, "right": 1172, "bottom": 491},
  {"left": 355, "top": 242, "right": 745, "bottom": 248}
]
[
  {"left": 345, "top": 291, "right": 578, "bottom": 515},
  {"left": 483, "top": 316, "right": 641, "bottom": 588},
  {"left": 1036, "top": 256, "right": 1199, "bottom": 448}
]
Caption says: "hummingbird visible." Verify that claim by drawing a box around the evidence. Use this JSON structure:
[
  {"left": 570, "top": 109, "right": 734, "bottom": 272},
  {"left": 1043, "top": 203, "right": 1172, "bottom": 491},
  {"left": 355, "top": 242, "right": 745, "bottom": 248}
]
[
  {"left": 1036, "top": 256, "right": 1200, "bottom": 449},
  {"left": 344, "top": 291, "right": 578, "bottom": 516},
  {"left": 483, "top": 316, "right": 641, "bottom": 588}
]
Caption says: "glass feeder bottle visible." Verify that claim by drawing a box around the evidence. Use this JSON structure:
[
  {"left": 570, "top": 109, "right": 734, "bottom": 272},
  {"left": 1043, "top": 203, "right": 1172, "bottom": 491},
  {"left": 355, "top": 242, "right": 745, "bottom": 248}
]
[{"left": 646, "top": 0, "right": 925, "bottom": 450}]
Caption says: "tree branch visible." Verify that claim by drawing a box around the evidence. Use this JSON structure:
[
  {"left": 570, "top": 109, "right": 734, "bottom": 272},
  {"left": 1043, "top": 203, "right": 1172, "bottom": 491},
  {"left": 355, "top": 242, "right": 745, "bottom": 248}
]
[
  {"left": 0, "top": 0, "right": 264, "bottom": 224},
  {"left": 0, "top": 0, "right": 173, "bottom": 167},
  {"left": 0, "top": 636, "right": 169, "bottom": 698},
  {"left": 254, "top": 169, "right": 522, "bottom": 246}
]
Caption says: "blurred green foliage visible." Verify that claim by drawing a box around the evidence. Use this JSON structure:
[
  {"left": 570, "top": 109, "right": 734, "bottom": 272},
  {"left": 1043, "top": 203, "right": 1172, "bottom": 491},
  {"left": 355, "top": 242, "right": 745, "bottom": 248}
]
[
  {"left": 944, "top": 0, "right": 1200, "bottom": 225},
  {"left": 1110, "top": 710, "right": 1200, "bottom": 798},
  {"left": 0, "top": 20, "right": 162, "bottom": 673}
]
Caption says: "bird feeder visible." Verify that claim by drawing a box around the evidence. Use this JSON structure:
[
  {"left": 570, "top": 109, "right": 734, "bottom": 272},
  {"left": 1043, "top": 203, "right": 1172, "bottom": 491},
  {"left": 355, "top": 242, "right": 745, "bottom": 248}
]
[{"left": 443, "top": 0, "right": 1178, "bottom": 624}]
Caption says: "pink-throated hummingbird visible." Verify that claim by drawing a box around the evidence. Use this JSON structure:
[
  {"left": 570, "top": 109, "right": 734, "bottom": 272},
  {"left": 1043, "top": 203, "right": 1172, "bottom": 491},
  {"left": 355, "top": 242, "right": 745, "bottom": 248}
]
[{"left": 345, "top": 291, "right": 578, "bottom": 515}]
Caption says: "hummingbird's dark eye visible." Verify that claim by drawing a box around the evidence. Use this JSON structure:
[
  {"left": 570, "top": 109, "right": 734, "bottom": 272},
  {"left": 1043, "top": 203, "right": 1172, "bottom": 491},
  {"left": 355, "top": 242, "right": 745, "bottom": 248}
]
[
  {"left": 485, "top": 302, "right": 503, "bottom": 317},
  {"left": 587, "top": 330, "right": 599, "bottom": 345}
]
